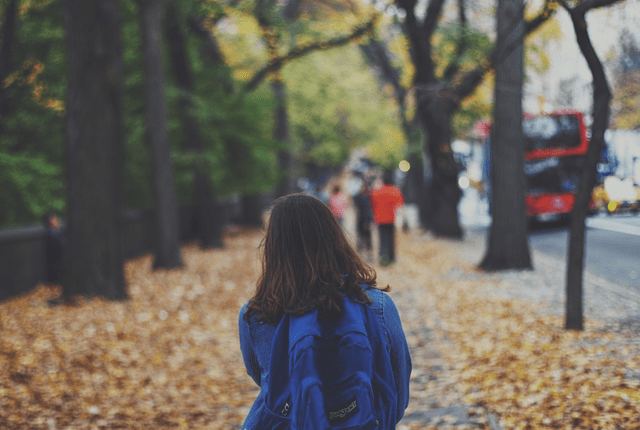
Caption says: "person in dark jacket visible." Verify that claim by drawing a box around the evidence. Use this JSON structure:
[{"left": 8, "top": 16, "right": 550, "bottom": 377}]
[
  {"left": 353, "top": 181, "right": 374, "bottom": 258},
  {"left": 238, "top": 193, "right": 411, "bottom": 429}
]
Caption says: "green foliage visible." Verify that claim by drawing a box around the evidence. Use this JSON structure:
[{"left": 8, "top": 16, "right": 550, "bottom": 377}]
[
  {"left": 453, "top": 78, "right": 493, "bottom": 140},
  {"left": 525, "top": 16, "right": 561, "bottom": 77},
  {"left": 433, "top": 23, "right": 492, "bottom": 80},
  {"left": 0, "top": 0, "right": 67, "bottom": 227},
  {"left": 120, "top": 0, "right": 153, "bottom": 210},
  {"left": 124, "top": 0, "right": 280, "bottom": 209},
  {"left": 1, "top": 0, "right": 406, "bottom": 227},
  {"left": 611, "top": 30, "right": 640, "bottom": 129},
  {"left": 431, "top": 23, "right": 493, "bottom": 139},
  {"left": 0, "top": 151, "right": 64, "bottom": 226},
  {"left": 611, "top": 71, "right": 640, "bottom": 129},
  {"left": 167, "top": 26, "right": 279, "bottom": 201},
  {"left": 188, "top": 87, "right": 279, "bottom": 197},
  {"left": 284, "top": 46, "right": 405, "bottom": 170}
]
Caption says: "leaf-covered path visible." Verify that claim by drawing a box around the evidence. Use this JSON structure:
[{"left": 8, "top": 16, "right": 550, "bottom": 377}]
[{"left": 1, "top": 228, "right": 639, "bottom": 429}]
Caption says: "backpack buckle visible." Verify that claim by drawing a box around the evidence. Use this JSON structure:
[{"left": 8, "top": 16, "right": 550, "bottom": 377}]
[{"left": 281, "top": 400, "right": 291, "bottom": 416}]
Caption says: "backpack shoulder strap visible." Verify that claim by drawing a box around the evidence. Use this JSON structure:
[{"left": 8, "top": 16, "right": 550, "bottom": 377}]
[{"left": 288, "top": 296, "right": 367, "bottom": 353}]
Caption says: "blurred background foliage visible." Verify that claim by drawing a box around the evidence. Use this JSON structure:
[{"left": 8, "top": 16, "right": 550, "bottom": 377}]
[
  {"left": 0, "top": 0, "right": 66, "bottom": 226},
  {"left": 433, "top": 23, "right": 494, "bottom": 140},
  {"left": 610, "top": 29, "right": 640, "bottom": 130},
  {"left": 0, "top": 0, "right": 578, "bottom": 228},
  {"left": 0, "top": 0, "right": 281, "bottom": 226},
  {"left": 284, "top": 47, "right": 405, "bottom": 169},
  {"left": 1, "top": 0, "right": 412, "bottom": 227}
]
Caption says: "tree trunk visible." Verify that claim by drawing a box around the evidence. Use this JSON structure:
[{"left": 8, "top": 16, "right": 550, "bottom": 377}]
[
  {"left": 406, "top": 151, "right": 431, "bottom": 230},
  {"left": 409, "top": 145, "right": 429, "bottom": 234},
  {"left": 394, "top": 0, "right": 555, "bottom": 242},
  {"left": 166, "top": 3, "right": 223, "bottom": 249},
  {"left": 0, "top": 0, "right": 18, "bottom": 131},
  {"left": 479, "top": 0, "right": 532, "bottom": 271},
  {"left": 399, "top": 0, "right": 463, "bottom": 238},
  {"left": 565, "top": 7, "right": 611, "bottom": 331},
  {"left": 359, "top": 38, "right": 431, "bottom": 230},
  {"left": 419, "top": 99, "right": 463, "bottom": 238},
  {"left": 194, "top": 174, "right": 224, "bottom": 247},
  {"left": 406, "top": 119, "right": 430, "bottom": 230},
  {"left": 266, "top": 0, "right": 297, "bottom": 199},
  {"left": 272, "top": 79, "right": 294, "bottom": 198},
  {"left": 61, "top": 0, "right": 127, "bottom": 300},
  {"left": 138, "top": 0, "right": 183, "bottom": 268},
  {"left": 241, "top": 193, "right": 265, "bottom": 226}
]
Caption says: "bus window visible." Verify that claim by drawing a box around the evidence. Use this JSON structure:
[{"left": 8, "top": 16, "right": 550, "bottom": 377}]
[{"left": 524, "top": 114, "right": 582, "bottom": 153}]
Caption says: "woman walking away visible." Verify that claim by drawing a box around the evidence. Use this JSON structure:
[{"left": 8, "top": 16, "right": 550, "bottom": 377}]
[{"left": 239, "top": 193, "right": 411, "bottom": 429}]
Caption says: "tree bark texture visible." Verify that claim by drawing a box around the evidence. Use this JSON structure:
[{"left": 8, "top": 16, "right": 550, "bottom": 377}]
[
  {"left": 564, "top": 5, "right": 611, "bottom": 331},
  {"left": 61, "top": 0, "right": 127, "bottom": 300},
  {"left": 138, "top": 0, "right": 183, "bottom": 268},
  {"left": 397, "top": 0, "right": 462, "bottom": 238},
  {"left": 394, "top": 0, "right": 556, "bottom": 239},
  {"left": 272, "top": 79, "right": 294, "bottom": 198},
  {"left": 409, "top": 152, "right": 432, "bottom": 230},
  {"left": 479, "top": 0, "right": 532, "bottom": 271},
  {"left": 166, "top": 3, "right": 223, "bottom": 249},
  {"left": 360, "top": 38, "right": 429, "bottom": 230},
  {"left": 189, "top": 11, "right": 267, "bottom": 227},
  {"left": 264, "top": 0, "right": 297, "bottom": 199},
  {"left": 419, "top": 98, "right": 463, "bottom": 238}
]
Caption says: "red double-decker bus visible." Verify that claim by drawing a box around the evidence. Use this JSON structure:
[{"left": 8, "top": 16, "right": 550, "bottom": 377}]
[{"left": 523, "top": 110, "right": 589, "bottom": 221}]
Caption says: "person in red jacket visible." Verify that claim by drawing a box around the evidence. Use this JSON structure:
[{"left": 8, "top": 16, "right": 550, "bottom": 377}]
[{"left": 370, "top": 170, "right": 404, "bottom": 266}]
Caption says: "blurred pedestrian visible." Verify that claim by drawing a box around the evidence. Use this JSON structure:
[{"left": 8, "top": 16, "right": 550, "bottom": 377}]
[
  {"left": 370, "top": 170, "right": 404, "bottom": 266},
  {"left": 353, "top": 181, "right": 373, "bottom": 259},
  {"left": 43, "top": 213, "right": 65, "bottom": 284},
  {"left": 329, "top": 184, "right": 348, "bottom": 226},
  {"left": 238, "top": 193, "right": 411, "bottom": 429}
]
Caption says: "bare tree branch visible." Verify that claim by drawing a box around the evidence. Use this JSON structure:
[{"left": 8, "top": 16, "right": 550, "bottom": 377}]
[
  {"left": 571, "top": 0, "right": 624, "bottom": 14},
  {"left": 557, "top": 1, "right": 609, "bottom": 82},
  {"left": 396, "top": 0, "right": 446, "bottom": 83},
  {"left": 423, "top": 0, "right": 448, "bottom": 37},
  {"left": 360, "top": 39, "right": 409, "bottom": 128},
  {"left": 447, "top": 0, "right": 557, "bottom": 102},
  {"left": 243, "top": 15, "right": 377, "bottom": 92},
  {"left": 188, "top": 16, "right": 225, "bottom": 67}
]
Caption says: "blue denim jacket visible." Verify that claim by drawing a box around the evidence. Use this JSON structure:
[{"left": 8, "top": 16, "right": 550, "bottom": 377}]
[{"left": 238, "top": 288, "right": 412, "bottom": 429}]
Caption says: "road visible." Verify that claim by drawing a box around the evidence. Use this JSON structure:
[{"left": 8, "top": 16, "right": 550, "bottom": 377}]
[
  {"left": 458, "top": 188, "right": 640, "bottom": 293},
  {"left": 528, "top": 214, "right": 640, "bottom": 292}
]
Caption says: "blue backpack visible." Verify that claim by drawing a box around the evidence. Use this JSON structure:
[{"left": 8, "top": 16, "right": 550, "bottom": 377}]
[{"left": 255, "top": 292, "right": 398, "bottom": 429}]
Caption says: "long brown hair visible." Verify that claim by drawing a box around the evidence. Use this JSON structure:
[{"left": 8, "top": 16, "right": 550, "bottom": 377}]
[{"left": 244, "top": 193, "right": 387, "bottom": 324}]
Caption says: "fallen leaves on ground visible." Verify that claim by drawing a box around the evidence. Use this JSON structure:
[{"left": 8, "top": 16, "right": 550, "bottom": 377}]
[
  {"left": 1, "top": 230, "right": 262, "bottom": 430},
  {"left": 1, "top": 228, "right": 639, "bottom": 429},
  {"left": 383, "top": 232, "right": 640, "bottom": 430}
]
